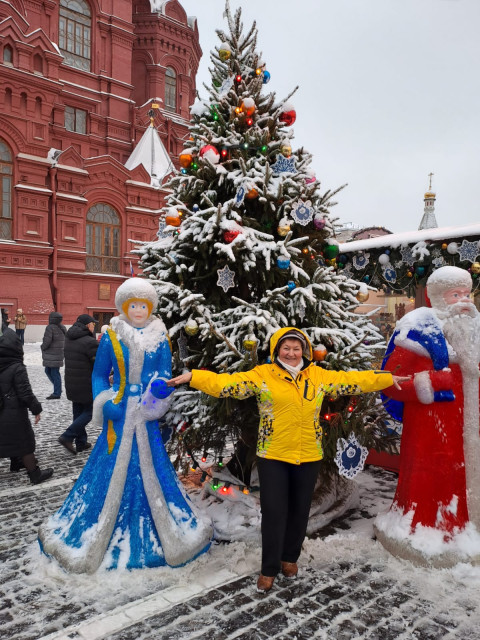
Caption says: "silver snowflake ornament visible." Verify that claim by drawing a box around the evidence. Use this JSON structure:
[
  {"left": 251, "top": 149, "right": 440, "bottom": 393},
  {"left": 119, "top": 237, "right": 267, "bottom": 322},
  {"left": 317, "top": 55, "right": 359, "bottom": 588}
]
[
  {"left": 271, "top": 155, "right": 296, "bottom": 174},
  {"left": 457, "top": 239, "right": 480, "bottom": 263},
  {"left": 217, "top": 264, "right": 236, "bottom": 292},
  {"left": 291, "top": 200, "right": 314, "bottom": 226},
  {"left": 432, "top": 256, "right": 446, "bottom": 269},
  {"left": 400, "top": 246, "right": 415, "bottom": 266}
]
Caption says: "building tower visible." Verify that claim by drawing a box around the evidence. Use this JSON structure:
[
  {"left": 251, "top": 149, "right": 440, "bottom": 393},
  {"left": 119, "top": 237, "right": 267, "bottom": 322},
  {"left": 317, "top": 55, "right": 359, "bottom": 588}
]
[{"left": 418, "top": 172, "right": 438, "bottom": 230}]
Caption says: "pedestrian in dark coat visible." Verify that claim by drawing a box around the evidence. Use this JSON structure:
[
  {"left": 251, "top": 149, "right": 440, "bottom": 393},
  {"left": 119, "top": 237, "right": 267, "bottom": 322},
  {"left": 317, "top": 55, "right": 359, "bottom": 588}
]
[
  {"left": 59, "top": 314, "right": 98, "bottom": 455},
  {"left": 41, "top": 311, "right": 67, "bottom": 400},
  {"left": 0, "top": 326, "right": 53, "bottom": 484}
]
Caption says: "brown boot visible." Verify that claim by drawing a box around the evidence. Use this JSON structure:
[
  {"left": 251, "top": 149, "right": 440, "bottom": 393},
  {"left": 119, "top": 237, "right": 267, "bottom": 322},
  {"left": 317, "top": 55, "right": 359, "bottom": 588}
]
[
  {"left": 281, "top": 561, "right": 298, "bottom": 578},
  {"left": 256, "top": 574, "right": 275, "bottom": 593}
]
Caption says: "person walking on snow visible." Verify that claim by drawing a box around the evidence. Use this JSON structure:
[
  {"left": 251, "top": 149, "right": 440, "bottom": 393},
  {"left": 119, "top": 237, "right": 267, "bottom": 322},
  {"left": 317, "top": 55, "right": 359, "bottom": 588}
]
[
  {"left": 168, "top": 327, "right": 409, "bottom": 592},
  {"left": 58, "top": 314, "right": 98, "bottom": 454},
  {"left": 41, "top": 311, "right": 66, "bottom": 400},
  {"left": 14, "top": 309, "right": 27, "bottom": 345},
  {"left": 0, "top": 325, "right": 53, "bottom": 483}
]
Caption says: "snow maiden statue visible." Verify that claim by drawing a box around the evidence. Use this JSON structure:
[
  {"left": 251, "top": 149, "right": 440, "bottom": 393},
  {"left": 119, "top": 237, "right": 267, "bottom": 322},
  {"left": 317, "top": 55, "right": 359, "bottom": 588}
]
[
  {"left": 377, "top": 266, "right": 480, "bottom": 567},
  {"left": 39, "top": 278, "right": 212, "bottom": 573}
]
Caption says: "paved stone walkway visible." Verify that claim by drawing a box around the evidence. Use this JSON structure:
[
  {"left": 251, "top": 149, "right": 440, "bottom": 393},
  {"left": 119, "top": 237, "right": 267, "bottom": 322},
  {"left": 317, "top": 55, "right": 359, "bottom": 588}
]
[{"left": 1, "top": 345, "right": 480, "bottom": 639}]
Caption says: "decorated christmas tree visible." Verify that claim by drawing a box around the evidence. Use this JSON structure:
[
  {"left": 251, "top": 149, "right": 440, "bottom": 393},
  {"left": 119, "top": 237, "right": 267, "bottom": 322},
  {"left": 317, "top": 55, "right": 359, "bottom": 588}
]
[{"left": 136, "top": 2, "right": 397, "bottom": 492}]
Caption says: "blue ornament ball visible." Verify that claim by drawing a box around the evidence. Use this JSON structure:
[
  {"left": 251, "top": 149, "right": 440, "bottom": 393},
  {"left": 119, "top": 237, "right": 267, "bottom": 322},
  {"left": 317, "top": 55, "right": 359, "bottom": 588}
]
[
  {"left": 385, "top": 249, "right": 391, "bottom": 255},
  {"left": 363, "top": 275, "right": 370, "bottom": 283},
  {"left": 287, "top": 280, "right": 296, "bottom": 291},
  {"left": 192, "top": 204, "right": 199, "bottom": 212},
  {"left": 263, "top": 70, "right": 271, "bottom": 84},
  {"left": 415, "top": 265, "right": 426, "bottom": 276},
  {"left": 277, "top": 257, "right": 291, "bottom": 269}
]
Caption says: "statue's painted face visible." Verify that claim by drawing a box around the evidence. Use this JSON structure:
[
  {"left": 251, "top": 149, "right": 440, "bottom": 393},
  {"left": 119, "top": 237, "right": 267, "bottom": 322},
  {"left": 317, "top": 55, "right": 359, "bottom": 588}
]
[
  {"left": 442, "top": 287, "right": 472, "bottom": 306},
  {"left": 127, "top": 299, "right": 150, "bottom": 327}
]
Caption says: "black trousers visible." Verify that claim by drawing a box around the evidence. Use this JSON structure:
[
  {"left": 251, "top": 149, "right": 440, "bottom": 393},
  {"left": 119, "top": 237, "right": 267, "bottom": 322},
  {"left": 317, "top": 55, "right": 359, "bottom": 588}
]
[{"left": 256, "top": 457, "right": 321, "bottom": 577}]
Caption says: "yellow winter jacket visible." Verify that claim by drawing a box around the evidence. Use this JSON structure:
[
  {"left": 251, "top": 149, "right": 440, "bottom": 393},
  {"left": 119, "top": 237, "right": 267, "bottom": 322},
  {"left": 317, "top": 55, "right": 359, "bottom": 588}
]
[{"left": 189, "top": 327, "right": 394, "bottom": 465}]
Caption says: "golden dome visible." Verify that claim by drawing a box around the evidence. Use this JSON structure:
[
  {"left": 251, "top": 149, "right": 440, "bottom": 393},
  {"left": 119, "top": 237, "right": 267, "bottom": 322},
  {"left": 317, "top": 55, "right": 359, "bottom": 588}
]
[{"left": 424, "top": 191, "right": 436, "bottom": 199}]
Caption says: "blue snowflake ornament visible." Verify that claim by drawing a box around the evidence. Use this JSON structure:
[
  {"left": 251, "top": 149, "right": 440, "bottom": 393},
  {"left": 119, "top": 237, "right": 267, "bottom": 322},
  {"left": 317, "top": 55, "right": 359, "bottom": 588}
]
[
  {"left": 457, "top": 239, "right": 480, "bottom": 263},
  {"left": 217, "top": 264, "right": 236, "bottom": 292},
  {"left": 271, "top": 155, "right": 296, "bottom": 174},
  {"left": 382, "top": 265, "right": 397, "bottom": 283},
  {"left": 235, "top": 185, "right": 247, "bottom": 206},
  {"left": 291, "top": 200, "right": 314, "bottom": 226},
  {"left": 352, "top": 252, "right": 370, "bottom": 270},
  {"left": 334, "top": 433, "right": 368, "bottom": 479},
  {"left": 157, "top": 219, "right": 172, "bottom": 240}
]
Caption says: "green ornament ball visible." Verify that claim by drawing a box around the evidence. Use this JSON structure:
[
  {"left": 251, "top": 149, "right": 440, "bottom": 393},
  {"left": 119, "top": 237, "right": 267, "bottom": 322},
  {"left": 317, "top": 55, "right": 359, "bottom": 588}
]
[{"left": 323, "top": 243, "right": 340, "bottom": 260}]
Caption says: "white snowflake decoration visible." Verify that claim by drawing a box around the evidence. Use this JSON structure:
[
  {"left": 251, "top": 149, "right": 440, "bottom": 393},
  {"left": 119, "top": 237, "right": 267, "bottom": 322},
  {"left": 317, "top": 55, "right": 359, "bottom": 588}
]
[
  {"left": 334, "top": 433, "right": 369, "bottom": 479},
  {"left": 271, "top": 155, "right": 296, "bottom": 174},
  {"left": 217, "top": 264, "right": 236, "bottom": 292},
  {"left": 290, "top": 200, "right": 314, "bottom": 226},
  {"left": 457, "top": 239, "right": 480, "bottom": 263},
  {"left": 157, "top": 219, "right": 172, "bottom": 240},
  {"left": 298, "top": 303, "right": 306, "bottom": 321},
  {"left": 400, "top": 246, "right": 415, "bottom": 266},
  {"left": 352, "top": 252, "right": 370, "bottom": 270},
  {"left": 218, "top": 76, "right": 234, "bottom": 97},
  {"left": 432, "top": 256, "right": 446, "bottom": 269}
]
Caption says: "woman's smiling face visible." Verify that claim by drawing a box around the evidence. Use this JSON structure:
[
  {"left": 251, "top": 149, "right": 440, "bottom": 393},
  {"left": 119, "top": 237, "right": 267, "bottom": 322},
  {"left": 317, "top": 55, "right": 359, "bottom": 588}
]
[
  {"left": 278, "top": 338, "right": 303, "bottom": 366},
  {"left": 127, "top": 299, "right": 150, "bottom": 327}
]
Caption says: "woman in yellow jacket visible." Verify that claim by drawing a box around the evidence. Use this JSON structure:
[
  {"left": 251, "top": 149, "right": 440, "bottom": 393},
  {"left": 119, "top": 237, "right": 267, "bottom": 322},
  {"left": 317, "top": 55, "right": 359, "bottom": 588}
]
[{"left": 168, "top": 327, "right": 409, "bottom": 592}]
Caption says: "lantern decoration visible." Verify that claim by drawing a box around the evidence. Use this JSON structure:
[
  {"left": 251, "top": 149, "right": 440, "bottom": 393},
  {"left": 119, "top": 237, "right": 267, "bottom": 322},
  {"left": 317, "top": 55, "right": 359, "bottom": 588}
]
[
  {"left": 179, "top": 153, "right": 193, "bottom": 168},
  {"left": 313, "top": 345, "right": 327, "bottom": 362},
  {"left": 280, "top": 143, "right": 292, "bottom": 158},
  {"left": 185, "top": 319, "right": 199, "bottom": 336},
  {"left": 243, "top": 336, "right": 258, "bottom": 351},
  {"left": 245, "top": 187, "right": 259, "bottom": 200},
  {"left": 314, "top": 216, "right": 326, "bottom": 231},
  {"left": 277, "top": 223, "right": 291, "bottom": 237},
  {"left": 279, "top": 102, "right": 296, "bottom": 126},
  {"left": 262, "top": 70, "right": 271, "bottom": 84},
  {"left": 218, "top": 44, "right": 231, "bottom": 61},
  {"left": 199, "top": 145, "right": 220, "bottom": 165},
  {"left": 165, "top": 215, "right": 181, "bottom": 227},
  {"left": 223, "top": 229, "right": 241, "bottom": 243},
  {"left": 287, "top": 280, "right": 296, "bottom": 291},
  {"left": 471, "top": 262, "right": 480, "bottom": 274},
  {"left": 241, "top": 98, "right": 256, "bottom": 116},
  {"left": 277, "top": 257, "right": 290, "bottom": 269},
  {"left": 323, "top": 242, "right": 340, "bottom": 260}
]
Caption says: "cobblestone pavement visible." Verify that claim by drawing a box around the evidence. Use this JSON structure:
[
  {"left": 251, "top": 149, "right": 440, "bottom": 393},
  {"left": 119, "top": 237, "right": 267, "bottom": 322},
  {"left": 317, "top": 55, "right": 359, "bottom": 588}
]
[{"left": 1, "top": 345, "right": 480, "bottom": 640}]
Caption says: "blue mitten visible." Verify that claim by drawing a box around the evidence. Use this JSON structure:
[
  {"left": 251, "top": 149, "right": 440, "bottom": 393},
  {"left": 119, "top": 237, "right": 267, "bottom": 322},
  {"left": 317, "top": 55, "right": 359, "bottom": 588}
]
[
  {"left": 150, "top": 378, "right": 175, "bottom": 399},
  {"left": 103, "top": 399, "right": 124, "bottom": 421}
]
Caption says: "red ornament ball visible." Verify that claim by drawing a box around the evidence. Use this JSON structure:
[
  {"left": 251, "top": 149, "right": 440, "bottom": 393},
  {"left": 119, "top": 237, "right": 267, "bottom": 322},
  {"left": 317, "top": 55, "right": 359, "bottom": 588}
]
[
  {"left": 279, "top": 108, "right": 296, "bottom": 127},
  {"left": 223, "top": 229, "right": 241, "bottom": 243},
  {"left": 199, "top": 144, "right": 220, "bottom": 164}
]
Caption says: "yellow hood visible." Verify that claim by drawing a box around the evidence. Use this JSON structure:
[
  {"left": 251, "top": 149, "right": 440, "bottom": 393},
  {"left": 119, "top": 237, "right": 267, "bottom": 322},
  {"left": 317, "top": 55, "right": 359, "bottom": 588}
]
[{"left": 269, "top": 327, "right": 312, "bottom": 362}]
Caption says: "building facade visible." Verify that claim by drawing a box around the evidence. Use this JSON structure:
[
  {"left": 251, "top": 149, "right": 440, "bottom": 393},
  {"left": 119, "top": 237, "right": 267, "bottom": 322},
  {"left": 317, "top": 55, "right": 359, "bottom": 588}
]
[{"left": 0, "top": 0, "right": 201, "bottom": 336}]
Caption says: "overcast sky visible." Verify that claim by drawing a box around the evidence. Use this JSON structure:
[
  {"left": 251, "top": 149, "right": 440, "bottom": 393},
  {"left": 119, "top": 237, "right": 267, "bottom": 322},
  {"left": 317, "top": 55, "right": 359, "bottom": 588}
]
[{"left": 179, "top": 0, "right": 480, "bottom": 233}]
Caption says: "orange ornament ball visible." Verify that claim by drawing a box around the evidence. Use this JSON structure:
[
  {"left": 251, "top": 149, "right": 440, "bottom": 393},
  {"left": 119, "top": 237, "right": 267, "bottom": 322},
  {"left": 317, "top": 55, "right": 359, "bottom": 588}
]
[
  {"left": 179, "top": 153, "right": 193, "bottom": 168},
  {"left": 165, "top": 215, "right": 181, "bottom": 227},
  {"left": 313, "top": 346, "right": 327, "bottom": 362},
  {"left": 245, "top": 187, "right": 258, "bottom": 200}
]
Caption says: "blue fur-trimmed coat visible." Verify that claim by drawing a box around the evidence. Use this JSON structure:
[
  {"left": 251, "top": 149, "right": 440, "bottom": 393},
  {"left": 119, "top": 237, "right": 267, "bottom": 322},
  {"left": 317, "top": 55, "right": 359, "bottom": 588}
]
[{"left": 38, "top": 315, "right": 212, "bottom": 573}]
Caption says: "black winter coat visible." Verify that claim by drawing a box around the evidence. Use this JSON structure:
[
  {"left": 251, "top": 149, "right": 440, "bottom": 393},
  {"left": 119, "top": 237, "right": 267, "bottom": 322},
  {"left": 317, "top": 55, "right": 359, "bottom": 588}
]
[
  {"left": 41, "top": 312, "right": 67, "bottom": 368},
  {"left": 0, "top": 329, "right": 42, "bottom": 457},
  {"left": 64, "top": 322, "right": 98, "bottom": 404}
]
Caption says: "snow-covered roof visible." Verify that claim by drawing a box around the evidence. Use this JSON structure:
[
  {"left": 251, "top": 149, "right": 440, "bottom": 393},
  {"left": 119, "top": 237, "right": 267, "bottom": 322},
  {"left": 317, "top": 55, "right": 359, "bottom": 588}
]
[
  {"left": 125, "top": 124, "right": 175, "bottom": 187},
  {"left": 338, "top": 223, "right": 480, "bottom": 254}
]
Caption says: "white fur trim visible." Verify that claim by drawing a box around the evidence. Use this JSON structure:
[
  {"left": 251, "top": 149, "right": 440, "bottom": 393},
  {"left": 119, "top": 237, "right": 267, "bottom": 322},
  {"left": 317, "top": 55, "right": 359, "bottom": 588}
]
[
  {"left": 414, "top": 371, "right": 435, "bottom": 404},
  {"left": 115, "top": 278, "right": 158, "bottom": 314},
  {"left": 92, "top": 389, "right": 116, "bottom": 427}
]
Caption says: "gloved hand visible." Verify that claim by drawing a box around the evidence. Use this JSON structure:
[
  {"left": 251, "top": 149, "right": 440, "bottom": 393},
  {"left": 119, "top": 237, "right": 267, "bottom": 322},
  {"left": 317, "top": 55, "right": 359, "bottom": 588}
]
[
  {"left": 103, "top": 399, "right": 124, "bottom": 421},
  {"left": 150, "top": 378, "right": 175, "bottom": 399}
]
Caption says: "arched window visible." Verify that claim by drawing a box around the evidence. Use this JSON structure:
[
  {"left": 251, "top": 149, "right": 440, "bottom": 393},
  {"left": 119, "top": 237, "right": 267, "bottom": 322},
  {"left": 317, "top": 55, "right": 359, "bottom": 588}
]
[
  {"left": 0, "top": 140, "right": 13, "bottom": 240},
  {"left": 3, "top": 45, "right": 13, "bottom": 64},
  {"left": 59, "top": 0, "right": 91, "bottom": 71},
  {"left": 165, "top": 67, "right": 177, "bottom": 111},
  {"left": 86, "top": 203, "right": 121, "bottom": 273}
]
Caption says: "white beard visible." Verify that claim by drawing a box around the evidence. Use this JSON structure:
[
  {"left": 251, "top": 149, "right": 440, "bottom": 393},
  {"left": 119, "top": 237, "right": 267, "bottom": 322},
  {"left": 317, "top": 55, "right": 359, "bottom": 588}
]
[{"left": 442, "top": 304, "right": 480, "bottom": 374}]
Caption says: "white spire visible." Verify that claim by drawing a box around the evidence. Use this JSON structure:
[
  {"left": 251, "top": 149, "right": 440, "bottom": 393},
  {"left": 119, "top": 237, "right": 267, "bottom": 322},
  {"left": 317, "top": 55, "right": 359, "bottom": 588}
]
[
  {"left": 125, "top": 122, "right": 175, "bottom": 188},
  {"left": 418, "top": 173, "right": 438, "bottom": 230}
]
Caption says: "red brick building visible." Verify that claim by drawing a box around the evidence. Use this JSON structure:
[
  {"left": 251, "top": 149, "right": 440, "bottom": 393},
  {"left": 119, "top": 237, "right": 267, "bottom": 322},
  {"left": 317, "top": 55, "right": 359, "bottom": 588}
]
[{"left": 0, "top": 0, "right": 201, "bottom": 337}]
